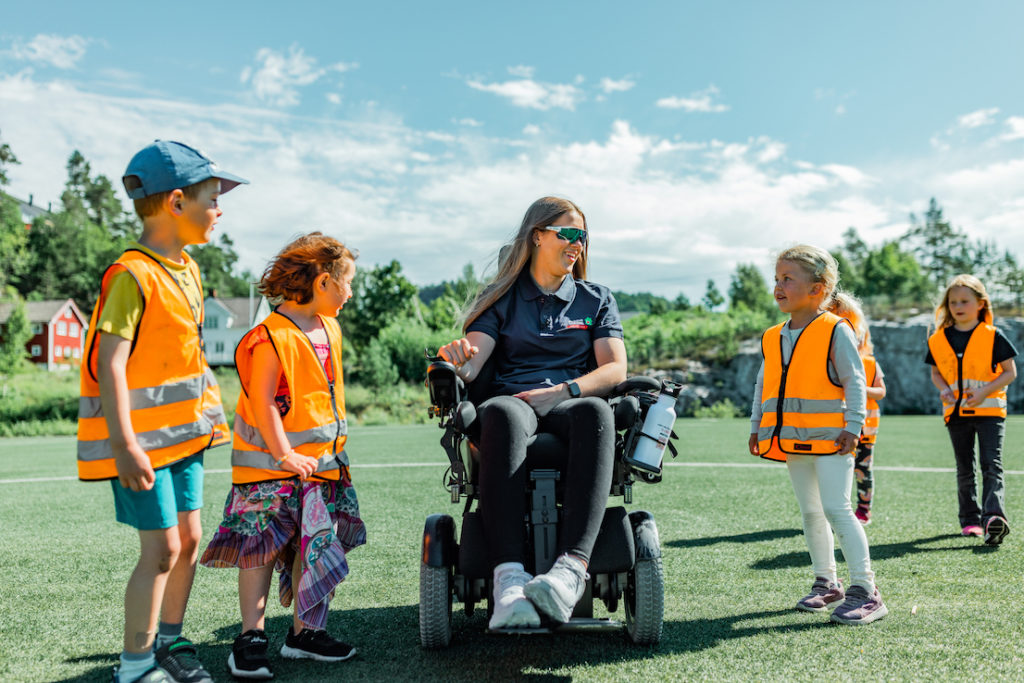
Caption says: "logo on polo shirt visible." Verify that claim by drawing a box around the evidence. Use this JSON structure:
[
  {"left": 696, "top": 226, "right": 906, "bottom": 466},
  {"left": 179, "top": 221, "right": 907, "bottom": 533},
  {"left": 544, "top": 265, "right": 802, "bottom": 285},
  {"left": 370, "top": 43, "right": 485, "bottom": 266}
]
[{"left": 564, "top": 316, "right": 593, "bottom": 330}]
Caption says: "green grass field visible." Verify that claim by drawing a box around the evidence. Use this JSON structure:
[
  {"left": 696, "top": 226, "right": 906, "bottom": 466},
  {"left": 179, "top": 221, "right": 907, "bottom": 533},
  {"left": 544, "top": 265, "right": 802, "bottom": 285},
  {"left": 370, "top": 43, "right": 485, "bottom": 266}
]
[{"left": 1, "top": 417, "right": 1022, "bottom": 681}]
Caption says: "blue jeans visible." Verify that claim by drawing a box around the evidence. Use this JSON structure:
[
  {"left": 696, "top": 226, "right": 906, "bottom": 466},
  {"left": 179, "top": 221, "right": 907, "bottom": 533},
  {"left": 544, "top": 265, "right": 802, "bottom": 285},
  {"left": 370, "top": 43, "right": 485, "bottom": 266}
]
[{"left": 946, "top": 418, "right": 1006, "bottom": 527}]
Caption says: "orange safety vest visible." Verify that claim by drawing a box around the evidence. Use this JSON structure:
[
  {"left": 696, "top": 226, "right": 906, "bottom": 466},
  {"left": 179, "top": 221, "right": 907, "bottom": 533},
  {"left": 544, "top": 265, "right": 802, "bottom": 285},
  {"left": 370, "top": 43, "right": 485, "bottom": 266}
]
[
  {"left": 231, "top": 311, "right": 347, "bottom": 484},
  {"left": 860, "top": 356, "right": 880, "bottom": 444},
  {"left": 757, "top": 312, "right": 850, "bottom": 462},
  {"left": 77, "top": 250, "right": 229, "bottom": 481},
  {"left": 927, "top": 319, "right": 1007, "bottom": 422}
]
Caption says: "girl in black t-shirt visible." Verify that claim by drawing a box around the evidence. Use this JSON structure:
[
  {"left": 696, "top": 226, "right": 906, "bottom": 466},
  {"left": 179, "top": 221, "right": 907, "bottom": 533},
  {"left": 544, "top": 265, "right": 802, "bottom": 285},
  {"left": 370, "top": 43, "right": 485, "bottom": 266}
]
[{"left": 925, "top": 274, "right": 1017, "bottom": 545}]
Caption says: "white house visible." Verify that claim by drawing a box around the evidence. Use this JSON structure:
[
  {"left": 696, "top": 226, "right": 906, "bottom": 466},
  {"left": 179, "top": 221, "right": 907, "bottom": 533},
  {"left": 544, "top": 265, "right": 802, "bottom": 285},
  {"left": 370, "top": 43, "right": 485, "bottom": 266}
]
[{"left": 203, "top": 295, "right": 270, "bottom": 366}]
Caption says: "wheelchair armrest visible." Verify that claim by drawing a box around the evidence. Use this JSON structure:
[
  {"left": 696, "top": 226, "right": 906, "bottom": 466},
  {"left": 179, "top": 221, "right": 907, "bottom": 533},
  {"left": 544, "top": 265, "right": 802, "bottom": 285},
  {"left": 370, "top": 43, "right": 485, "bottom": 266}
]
[
  {"left": 426, "top": 360, "right": 465, "bottom": 418},
  {"left": 612, "top": 376, "right": 660, "bottom": 396}
]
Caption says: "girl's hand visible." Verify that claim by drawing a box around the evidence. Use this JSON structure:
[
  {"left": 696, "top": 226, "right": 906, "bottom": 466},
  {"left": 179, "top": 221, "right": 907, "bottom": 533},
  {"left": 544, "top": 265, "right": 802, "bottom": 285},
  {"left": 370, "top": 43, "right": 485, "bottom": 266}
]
[
  {"left": 834, "top": 430, "right": 858, "bottom": 455},
  {"left": 963, "top": 388, "right": 983, "bottom": 408},
  {"left": 438, "top": 338, "right": 479, "bottom": 369},
  {"left": 514, "top": 384, "right": 568, "bottom": 417},
  {"left": 278, "top": 451, "right": 320, "bottom": 479},
  {"left": 940, "top": 387, "right": 956, "bottom": 403},
  {"left": 748, "top": 434, "right": 760, "bottom": 456}
]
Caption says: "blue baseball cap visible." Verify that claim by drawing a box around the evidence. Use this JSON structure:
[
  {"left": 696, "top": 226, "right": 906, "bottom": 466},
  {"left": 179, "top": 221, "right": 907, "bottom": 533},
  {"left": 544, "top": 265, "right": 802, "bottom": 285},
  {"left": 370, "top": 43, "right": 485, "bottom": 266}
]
[{"left": 122, "top": 140, "right": 249, "bottom": 199}]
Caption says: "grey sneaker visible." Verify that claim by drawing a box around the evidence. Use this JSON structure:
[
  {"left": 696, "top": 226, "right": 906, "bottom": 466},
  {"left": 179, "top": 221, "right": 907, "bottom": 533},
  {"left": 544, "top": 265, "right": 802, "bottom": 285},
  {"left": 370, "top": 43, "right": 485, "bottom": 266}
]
[
  {"left": 984, "top": 516, "right": 1009, "bottom": 546},
  {"left": 154, "top": 637, "right": 212, "bottom": 683},
  {"left": 830, "top": 585, "right": 888, "bottom": 625},
  {"left": 523, "top": 554, "right": 588, "bottom": 623},
  {"left": 795, "top": 577, "right": 845, "bottom": 612},
  {"left": 112, "top": 666, "right": 171, "bottom": 683},
  {"left": 489, "top": 563, "right": 540, "bottom": 629}
]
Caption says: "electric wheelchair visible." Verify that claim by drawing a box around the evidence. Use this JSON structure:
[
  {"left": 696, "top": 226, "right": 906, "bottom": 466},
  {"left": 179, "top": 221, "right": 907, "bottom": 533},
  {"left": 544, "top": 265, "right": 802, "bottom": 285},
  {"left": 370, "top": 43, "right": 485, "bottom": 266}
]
[{"left": 418, "top": 355, "right": 677, "bottom": 648}]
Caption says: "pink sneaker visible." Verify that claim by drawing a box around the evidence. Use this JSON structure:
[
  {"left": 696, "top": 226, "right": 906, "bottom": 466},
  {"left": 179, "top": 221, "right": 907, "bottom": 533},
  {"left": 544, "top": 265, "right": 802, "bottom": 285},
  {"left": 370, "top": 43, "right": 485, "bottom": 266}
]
[
  {"left": 830, "top": 585, "right": 888, "bottom": 625},
  {"left": 855, "top": 506, "right": 871, "bottom": 526},
  {"left": 795, "top": 577, "right": 844, "bottom": 612},
  {"left": 962, "top": 525, "right": 983, "bottom": 537}
]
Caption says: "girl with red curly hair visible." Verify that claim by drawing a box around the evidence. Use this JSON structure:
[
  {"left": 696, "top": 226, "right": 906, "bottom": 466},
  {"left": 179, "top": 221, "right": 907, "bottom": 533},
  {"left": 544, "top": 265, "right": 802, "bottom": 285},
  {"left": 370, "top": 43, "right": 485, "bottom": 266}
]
[{"left": 201, "top": 232, "right": 365, "bottom": 677}]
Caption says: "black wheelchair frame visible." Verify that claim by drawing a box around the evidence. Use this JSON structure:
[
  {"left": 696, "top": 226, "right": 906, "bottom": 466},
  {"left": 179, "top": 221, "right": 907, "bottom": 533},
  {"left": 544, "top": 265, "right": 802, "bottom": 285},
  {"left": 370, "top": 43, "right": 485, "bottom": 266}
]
[{"left": 419, "top": 357, "right": 677, "bottom": 648}]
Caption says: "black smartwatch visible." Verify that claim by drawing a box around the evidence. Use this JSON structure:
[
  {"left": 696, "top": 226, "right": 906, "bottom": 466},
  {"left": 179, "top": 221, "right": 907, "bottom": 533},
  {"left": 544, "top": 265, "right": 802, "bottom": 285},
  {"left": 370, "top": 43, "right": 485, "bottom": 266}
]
[{"left": 565, "top": 380, "right": 581, "bottom": 398}]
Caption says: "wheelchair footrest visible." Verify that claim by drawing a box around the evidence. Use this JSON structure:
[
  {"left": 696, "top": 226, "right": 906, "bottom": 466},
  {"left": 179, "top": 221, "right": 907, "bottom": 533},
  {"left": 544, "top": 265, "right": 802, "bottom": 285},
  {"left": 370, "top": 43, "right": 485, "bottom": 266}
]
[{"left": 486, "top": 618, "right": 623, "bottom": 636}]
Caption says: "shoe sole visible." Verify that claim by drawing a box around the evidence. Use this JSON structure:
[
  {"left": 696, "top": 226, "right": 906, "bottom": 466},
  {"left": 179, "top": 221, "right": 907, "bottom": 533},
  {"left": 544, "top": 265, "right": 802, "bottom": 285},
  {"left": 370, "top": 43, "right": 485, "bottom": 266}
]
[
  {"left": 523, "top": 581, "right": 574, "bottom": 623},
  {"left": 227, "top": 653, "right": 273, "bottom": 680},
  {"left": 795, "top": 601, "right": 842, "bottom": 613},
  {"left": 488, "top": 600, "right": 541, "bottom": 629},
  {"left": 830, "top": 603, "right": 889, "bottom": 625},
  {"left": 280, "top": 645, "right": 356, "bottom": 662},
  {"left": 985, "top": 518, "right": 1009, "bottom": 546}
]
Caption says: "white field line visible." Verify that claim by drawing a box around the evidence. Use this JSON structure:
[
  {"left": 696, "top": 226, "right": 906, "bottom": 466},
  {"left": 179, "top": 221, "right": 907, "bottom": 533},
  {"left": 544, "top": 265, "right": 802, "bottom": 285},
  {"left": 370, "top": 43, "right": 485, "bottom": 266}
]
[{"left": 2, "top": 461, "right": 1023, "bottom": 485}]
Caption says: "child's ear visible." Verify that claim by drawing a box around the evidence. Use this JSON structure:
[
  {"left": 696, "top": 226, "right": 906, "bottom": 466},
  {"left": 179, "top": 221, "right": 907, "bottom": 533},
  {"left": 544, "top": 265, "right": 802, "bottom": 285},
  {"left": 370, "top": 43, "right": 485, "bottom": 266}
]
[{"left": 167, "top": 189, "right": 185, "bottom": 216}]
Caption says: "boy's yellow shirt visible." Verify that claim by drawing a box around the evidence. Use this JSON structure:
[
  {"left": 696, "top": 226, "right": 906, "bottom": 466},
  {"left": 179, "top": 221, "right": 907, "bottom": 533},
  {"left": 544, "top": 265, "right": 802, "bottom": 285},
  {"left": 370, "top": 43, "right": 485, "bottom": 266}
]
[{"left": 96, "top": 243, "right": 204, "bottom": 341}]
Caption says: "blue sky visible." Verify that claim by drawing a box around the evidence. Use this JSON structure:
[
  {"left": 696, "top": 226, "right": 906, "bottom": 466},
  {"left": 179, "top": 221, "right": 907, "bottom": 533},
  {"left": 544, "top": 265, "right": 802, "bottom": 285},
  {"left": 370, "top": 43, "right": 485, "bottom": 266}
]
[{"left": 2, "top": 1, "right": 1024, "bottom": 298}]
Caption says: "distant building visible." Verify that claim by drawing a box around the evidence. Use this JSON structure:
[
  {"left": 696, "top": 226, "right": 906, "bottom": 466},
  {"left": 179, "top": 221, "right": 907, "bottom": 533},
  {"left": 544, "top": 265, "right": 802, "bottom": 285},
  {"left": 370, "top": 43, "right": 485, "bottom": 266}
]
[
  {"left": 0, "top": 298, "right": 87, "bottom": 370},
  {"left": 204, "top": 295, "right": 271, "bottom": 366},
  {"left": 2, "top": 192, "right": 52, "bottom": 229}
]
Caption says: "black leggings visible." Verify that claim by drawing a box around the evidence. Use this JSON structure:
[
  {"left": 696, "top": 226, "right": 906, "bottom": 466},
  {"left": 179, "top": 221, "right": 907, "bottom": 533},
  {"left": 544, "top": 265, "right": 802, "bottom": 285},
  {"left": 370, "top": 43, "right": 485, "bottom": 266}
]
[{"left": 477, "top": 395, "right": 615, "bottom": 567}]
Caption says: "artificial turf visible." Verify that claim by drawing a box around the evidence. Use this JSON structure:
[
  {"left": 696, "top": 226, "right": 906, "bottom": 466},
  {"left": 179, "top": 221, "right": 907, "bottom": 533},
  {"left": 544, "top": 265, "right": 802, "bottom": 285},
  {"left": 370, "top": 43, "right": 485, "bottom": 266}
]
[{"left": 1, "top": 417, "right": 1021, "bottom": 681}]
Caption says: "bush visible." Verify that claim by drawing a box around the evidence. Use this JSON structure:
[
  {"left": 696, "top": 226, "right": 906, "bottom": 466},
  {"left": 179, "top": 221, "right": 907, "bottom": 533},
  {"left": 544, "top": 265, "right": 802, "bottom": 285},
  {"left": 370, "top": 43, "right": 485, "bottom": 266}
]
[
  {"left": 692, "top": 398, "right": 743, "bottom": 419},
  {"left": 623, "top": 308, "right": 782, "bottom": 368}
]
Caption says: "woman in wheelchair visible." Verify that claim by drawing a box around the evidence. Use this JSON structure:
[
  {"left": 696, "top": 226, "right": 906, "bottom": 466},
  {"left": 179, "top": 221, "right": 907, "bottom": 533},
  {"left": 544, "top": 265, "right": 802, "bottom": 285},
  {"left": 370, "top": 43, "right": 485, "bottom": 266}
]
[{"left": 437, "top": 196, "right": 627, "bottom": 630}]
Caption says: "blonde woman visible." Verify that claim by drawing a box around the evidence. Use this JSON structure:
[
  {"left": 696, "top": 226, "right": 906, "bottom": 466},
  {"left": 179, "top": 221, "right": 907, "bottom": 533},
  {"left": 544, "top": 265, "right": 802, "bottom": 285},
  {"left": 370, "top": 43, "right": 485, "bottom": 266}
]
[{"left": 437, "top": 196, "right": 627, "bottom": 629}]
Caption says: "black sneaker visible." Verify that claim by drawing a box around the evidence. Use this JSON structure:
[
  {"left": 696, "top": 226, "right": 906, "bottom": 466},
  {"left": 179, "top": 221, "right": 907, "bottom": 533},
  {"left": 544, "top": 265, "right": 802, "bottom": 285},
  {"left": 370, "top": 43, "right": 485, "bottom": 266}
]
[
  {"left": 154, "top": 636, "right": 213, "bottom": 683},
  {"left": 280, "top": 628, "right": 356, "bottom": 662},
  {"left": 228, "top": 629, "right": 274, "bottom": 680},
  {"left": 985, "top": 516, "right": 1010, "bottom": 546}
]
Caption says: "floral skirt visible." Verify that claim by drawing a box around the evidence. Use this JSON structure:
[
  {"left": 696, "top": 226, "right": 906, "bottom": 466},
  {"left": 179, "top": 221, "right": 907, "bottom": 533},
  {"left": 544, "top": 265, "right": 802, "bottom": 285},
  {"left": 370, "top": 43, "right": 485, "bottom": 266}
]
[{"left": 200, "top": 472, "right": 366, "bottom": 629}]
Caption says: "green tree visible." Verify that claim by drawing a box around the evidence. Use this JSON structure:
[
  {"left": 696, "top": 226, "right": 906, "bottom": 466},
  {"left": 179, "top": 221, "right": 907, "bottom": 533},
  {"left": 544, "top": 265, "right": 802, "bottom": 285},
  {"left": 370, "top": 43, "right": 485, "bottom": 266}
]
[
  {"left": 0, "top": 129, "right": 17, "bottom": 187},
  {"left": 0, "top": 195, "right": 29, "bottom": 293},
  {"left": 188, "top": 234, "right": 251, "bottom": 297},
  {"left": 702, "top": 279, "right": 724, "bottom": 311},
  {"left": 859, "top": 241, "right": 931, "bottom": 304},
  {"left": 728, "top": 263, "right": 774, "bottom": 314},
  {"left": 904, "top": 198, "right": 974, "bottom": 287},
  {"left": 0, "top": 295, "right": 31, "bottom": 374},
  {"left": 341, "top": 260, "right": 418, "bottom": 350},
  {"left": 672, "top": 293, "right": 691, "bottom": 311}
]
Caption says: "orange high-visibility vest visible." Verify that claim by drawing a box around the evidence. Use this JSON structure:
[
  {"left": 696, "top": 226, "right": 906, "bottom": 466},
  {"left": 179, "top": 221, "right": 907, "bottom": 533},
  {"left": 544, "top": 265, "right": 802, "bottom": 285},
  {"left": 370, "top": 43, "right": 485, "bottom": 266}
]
[
  {"left": 231, "top": 311, "right": 347, "bottom": 484},
  {"left": 860, "top": 356, "right": 880, "bottom": 444},
  {"left": 927, "top": 319, "right": 1007, "bottom": 422},
  {"left": 77, "top": 250, "right": 229, "bottom": 481},
  {"left": 757, "top": 312, "right": 850, "bottom": 462}
]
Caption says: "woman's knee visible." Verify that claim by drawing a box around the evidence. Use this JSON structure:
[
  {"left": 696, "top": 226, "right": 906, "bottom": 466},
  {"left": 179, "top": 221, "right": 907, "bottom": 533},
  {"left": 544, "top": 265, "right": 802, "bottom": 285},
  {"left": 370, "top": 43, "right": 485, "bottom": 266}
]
[
  {"left": 479, "top": 396, "right": 531, "bottom": 432},
  {"left": 567, "top": 396, "right": 614, "bottom": 429}
]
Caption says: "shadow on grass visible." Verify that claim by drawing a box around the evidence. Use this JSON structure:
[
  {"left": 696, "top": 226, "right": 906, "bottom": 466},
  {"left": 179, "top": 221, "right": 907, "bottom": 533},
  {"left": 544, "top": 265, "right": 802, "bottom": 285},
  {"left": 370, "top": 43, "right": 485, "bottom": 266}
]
[
  {"left": 666, "top": 527, "right": 803, "bottom": 548},
  {"left": 752, "top": 532, "right": 993, "bottom": 570},
  {"left": 56, "top": 604, "right": 834, "bottom": 682}
]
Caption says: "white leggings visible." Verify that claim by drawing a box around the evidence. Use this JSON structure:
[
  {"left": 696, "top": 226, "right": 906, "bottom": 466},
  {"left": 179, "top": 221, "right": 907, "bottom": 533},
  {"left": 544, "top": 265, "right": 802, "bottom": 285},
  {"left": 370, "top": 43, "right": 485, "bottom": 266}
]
[{"left": 787, "top": 453, "right": 875, "bottom": 592}]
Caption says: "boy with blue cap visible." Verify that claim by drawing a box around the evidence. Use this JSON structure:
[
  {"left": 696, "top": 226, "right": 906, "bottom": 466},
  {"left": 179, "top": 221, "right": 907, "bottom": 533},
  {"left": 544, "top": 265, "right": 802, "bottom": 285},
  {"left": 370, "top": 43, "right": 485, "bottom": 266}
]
[{"left": 77, "top": 140, "right": 248, "bottom": 683}]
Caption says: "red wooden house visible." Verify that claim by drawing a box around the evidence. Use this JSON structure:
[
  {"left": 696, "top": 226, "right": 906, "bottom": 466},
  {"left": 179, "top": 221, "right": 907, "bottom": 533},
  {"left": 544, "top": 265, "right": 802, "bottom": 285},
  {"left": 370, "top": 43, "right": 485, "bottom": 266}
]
[{"left": 0, "top": 299, "right": 88, "bottom": 370}]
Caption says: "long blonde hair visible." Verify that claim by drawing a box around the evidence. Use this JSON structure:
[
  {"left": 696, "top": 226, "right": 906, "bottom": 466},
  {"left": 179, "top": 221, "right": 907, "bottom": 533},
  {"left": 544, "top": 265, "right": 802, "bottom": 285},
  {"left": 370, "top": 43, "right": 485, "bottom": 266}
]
[
  {"left": 462, "top": 196, "right": 588, "bottom": 332},
  {"left": 829, "top": 291, "right": 873, "bottom": 355},
  {"left": 935, "top": 273, "right": 993, "bottom": 329}
]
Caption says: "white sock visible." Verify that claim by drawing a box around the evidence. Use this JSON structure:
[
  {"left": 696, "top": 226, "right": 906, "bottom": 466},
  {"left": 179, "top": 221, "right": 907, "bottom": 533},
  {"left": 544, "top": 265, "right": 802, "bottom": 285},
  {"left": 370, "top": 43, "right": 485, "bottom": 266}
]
[{"left": 117, "top": 652, "right": 156, "bottom": 682}]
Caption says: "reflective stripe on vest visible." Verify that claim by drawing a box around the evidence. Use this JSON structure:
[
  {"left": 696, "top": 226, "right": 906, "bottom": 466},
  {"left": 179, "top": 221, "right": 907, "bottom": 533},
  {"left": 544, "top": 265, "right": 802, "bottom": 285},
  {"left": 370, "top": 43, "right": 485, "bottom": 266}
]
[
  {"left": 757, "top": 312, "right": 848, "bottom": 462},
  {"left": 860, "top": 356, "right": 880, "bottom": 444},
  {"left": 76, "top": 250, "right": 227, "bottom": 481},
  {"left": 231, "top": 311, "right": 347, "bottom": 484},
  {"left": 927, "top": 322, "right": 1007, "bottom": 423}
]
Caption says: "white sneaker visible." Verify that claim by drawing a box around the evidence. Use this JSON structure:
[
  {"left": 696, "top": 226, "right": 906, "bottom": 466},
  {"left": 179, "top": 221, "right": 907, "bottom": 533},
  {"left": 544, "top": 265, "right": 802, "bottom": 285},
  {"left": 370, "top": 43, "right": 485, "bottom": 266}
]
[
  {"left": 523, "top": 554, "right": 588, "bottom": 623},
  {"left": 488, "top": 562, "right": 541, "bottom": 629}
]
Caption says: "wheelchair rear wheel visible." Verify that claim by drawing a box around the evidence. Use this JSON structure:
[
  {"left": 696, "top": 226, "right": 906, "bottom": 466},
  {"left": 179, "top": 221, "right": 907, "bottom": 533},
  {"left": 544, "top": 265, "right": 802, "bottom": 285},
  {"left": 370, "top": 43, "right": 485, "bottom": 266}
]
[
  {"left": 419, "top": 562, "right": 453, "bottom": 648},
  {"left": 625, "top": 556, "right": 664, "bottom": 644}
]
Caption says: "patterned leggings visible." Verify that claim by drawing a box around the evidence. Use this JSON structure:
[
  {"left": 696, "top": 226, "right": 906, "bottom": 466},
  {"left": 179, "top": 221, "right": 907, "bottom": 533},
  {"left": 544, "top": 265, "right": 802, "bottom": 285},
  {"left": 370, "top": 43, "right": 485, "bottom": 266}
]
[{"left": 854, "top": 442, "right": 874, "bottom": 510}]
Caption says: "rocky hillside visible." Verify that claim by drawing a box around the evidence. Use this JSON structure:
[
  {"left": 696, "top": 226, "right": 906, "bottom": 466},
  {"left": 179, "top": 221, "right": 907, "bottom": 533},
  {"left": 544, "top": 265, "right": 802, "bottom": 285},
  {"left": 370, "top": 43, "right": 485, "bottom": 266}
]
[{"left": 649, "top": 317, "right": 1024, "bottom": 417}]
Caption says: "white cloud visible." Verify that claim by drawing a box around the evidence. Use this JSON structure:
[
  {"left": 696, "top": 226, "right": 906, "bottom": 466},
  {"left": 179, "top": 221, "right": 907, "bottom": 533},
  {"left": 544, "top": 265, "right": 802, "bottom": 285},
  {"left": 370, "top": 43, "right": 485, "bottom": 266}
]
[
  {"left": 655, "top": 85, "right": 729, "bottom": 113},
  {"left": 599, "top": 77, "right": 635, "bottom": 94},
  {"left": 957, "top": 107, "right": 1000, "bottom": 129},
  {"left": 240, "top": 45, "right": 357, "bottom": 107},
  {"left": 1002, "top": 116, "right": 1024, "bottom": 141},
  {"left": 4, "top": 71, "right": 1024, "bottom": 300},
  {"left": 11, "top": 34, "right": 89, "bottom": 69},
  {"left": 454, "top": 118, "right": 483, "bottom": 127},
  {"left": 326, "top": 92, "right": 342, "bottom": 104},
  {"left": 466, "top": 71, "right": 583, "bottom": 111}
]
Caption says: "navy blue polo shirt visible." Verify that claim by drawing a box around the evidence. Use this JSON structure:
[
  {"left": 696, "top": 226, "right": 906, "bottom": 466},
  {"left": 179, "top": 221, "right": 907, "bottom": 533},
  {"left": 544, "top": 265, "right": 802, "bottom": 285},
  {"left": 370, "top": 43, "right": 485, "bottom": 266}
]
[{"left": 467, "top": 270, "right": 623, "bottom": 395}]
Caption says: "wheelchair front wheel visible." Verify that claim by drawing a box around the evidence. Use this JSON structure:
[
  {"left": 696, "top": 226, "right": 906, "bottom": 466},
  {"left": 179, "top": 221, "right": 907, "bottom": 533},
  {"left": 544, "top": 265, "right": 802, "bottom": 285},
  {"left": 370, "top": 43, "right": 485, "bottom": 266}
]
[
  {"left": 625, "top": 557, "right": 664, "bottom": 645},
  {"left": 419, "top": 562, "right": 453, "bottom": 648}
]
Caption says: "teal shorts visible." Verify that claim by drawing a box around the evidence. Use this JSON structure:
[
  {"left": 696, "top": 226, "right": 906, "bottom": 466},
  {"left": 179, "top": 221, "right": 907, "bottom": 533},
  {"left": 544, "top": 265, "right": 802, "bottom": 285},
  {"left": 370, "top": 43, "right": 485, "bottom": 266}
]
[{"left": 111, "top": 453, "right": 204, "bottom": 530}]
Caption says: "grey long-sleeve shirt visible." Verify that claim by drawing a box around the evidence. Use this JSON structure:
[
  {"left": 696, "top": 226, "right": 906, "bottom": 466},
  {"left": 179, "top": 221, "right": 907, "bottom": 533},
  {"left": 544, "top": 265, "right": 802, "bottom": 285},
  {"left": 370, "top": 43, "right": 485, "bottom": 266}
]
[{"left": 749, "top": 320, "right": 866, "bottom": 436}]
